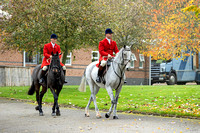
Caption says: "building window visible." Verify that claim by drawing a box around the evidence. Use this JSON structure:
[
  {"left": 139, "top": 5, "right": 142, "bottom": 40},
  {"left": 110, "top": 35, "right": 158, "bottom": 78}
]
[
  {"left": 65, "top": 52, "right": 72, "bottom": 66},
  {"left": 139, "top": 54, "right": 145, "bottom": 69},
  {"left": 130, "top": 53, "right": 137, "bottom": 68},
  {"left": 25, "top": 51, "right": 38, "bottom": 64},
  {"left": 92, "top": 51, "right": 99, "bottom": 62}
]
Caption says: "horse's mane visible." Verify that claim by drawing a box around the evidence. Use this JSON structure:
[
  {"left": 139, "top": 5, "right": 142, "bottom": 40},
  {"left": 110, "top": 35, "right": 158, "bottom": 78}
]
[{"left": 115, "top": 47, "right": 124, "bottom": 60}]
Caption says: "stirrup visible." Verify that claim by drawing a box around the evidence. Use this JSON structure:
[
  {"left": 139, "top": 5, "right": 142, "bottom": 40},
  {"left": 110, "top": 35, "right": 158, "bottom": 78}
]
[
  {"left": 39, "top": 78, "right": 46, "bottom": 87},
  {"left": 39, "top": 78, "right": 45, "bottom": 84},
  {"left": 96, "top": 76, "right": 101, "bottom": 83},
  {"left": 64, "top": 79, "right": 68, "bottom": 83}
]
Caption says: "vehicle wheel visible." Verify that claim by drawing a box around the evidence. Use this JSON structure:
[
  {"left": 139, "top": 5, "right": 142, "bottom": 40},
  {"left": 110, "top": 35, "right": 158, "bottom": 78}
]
[
  {"left": 177, "top": 82, "right": 186, "bottom": 85},
  {"left": 167, "top": 73, "right": 176, "bottom": 85}
]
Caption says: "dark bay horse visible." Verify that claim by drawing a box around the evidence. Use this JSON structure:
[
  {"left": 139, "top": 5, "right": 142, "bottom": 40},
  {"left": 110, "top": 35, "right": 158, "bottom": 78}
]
[{"left": 28, "top": 52, "right": 65, "bottom": 116}]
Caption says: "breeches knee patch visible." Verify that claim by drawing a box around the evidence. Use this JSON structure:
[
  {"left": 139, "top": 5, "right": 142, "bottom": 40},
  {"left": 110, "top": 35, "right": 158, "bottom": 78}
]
[
  {"left": 63, "top": 66, "right": 66, "bottom": 70},
  {"left": 42, "top": 66, "right": 48, "bottom": 71}
]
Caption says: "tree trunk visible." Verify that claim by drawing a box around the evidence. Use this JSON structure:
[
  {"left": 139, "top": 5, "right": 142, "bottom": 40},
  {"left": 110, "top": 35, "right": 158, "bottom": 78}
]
[{"left": 62, "top": 45, "right": 68, "bottom": 65}]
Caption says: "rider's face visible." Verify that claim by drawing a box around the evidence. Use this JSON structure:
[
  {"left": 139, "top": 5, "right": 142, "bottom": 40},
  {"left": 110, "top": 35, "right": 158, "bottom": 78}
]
[
  {"left": 106, "top": 33, "right": 112, "bottom": 39},
  {"left": 51, "top": 38, "right": 57, "bottom": 44}
]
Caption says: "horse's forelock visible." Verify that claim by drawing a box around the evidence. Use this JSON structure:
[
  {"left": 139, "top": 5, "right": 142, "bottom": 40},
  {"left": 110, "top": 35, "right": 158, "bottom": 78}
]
[{"left": 51, "top": 55, "right": 60, "bottom": 66}]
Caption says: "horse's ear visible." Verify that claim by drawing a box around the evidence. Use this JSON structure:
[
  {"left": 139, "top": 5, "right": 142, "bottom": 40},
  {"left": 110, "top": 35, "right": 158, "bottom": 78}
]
[
  {"left": 124, "top": 45, "right": 126, "bottom": 49},
  {"left": 51, "top": 52, "right": 54, "bottom": 56},
  {"left": 56, "top": 52, "right": 58, "bottom": 56}
]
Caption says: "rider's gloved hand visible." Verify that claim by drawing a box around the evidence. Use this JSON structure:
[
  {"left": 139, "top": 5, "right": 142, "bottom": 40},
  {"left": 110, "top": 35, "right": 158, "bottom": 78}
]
[{"left": 108, "top": 54, "right": 112, "bottom": 59}]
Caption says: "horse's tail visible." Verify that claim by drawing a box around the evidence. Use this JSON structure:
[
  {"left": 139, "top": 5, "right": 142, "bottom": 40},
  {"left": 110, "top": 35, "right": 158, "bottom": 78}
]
[
  {"left": 28, "top": 81, "right": 35, "bottom": 95},
  {"left": 78, "top": 70, "right": 86, "bottom": 92}
]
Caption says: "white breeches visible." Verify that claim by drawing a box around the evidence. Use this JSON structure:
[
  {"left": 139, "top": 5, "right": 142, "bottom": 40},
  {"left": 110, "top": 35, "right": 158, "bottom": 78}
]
[
  {"left": 42, "top": 66, "right": 66, "bottom": 71},
  {"left": 42, "top": 66, "right": 48, "bottom": 71},
  {"left": 63, "top": 66, "right": 66, "bottom": 70}
]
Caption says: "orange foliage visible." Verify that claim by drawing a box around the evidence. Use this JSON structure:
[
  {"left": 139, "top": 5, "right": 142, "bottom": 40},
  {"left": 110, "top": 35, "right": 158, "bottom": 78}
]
[{"left": 144, "top": 0, "right": 199, "bottom": 60}]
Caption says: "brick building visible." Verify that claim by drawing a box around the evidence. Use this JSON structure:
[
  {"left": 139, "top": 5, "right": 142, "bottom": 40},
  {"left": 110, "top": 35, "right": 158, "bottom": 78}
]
[{"left": 0, "top": 44, "right": 150, "bottom": 85}]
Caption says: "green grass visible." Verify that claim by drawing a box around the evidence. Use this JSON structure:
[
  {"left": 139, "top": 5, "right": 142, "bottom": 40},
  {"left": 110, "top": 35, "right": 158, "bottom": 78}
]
[{"left": 0, "top": 85, "right": 199, "bottom": 118}]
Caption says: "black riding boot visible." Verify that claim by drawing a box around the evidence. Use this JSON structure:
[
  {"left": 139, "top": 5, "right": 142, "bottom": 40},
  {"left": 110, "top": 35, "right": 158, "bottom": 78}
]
[
  {"left": 63, "top": 70, "right": 68, "bottom": 83},
  {"left": 96, "top": 66, "right": 104, "bottom": 83},
  {"left": 39, "top": 70, "right": 46, "bottom": 85}
]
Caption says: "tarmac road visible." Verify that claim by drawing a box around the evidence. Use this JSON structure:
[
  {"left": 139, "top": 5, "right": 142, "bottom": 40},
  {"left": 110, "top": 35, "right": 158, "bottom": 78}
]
[{"left": 0, "top": 97, "right": 199, "bottom": 133}]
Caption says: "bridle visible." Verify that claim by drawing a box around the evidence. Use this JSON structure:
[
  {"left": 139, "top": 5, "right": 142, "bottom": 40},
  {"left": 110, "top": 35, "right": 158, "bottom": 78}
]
[
  {"left": 113, "top": 49, "right": 131, "bottom": 65},
  {"left": 48, "top": 57, "right": 62, "bottom": 80},
  {"left": 111, "top": 48, "right": 131, "bottom": 90}
]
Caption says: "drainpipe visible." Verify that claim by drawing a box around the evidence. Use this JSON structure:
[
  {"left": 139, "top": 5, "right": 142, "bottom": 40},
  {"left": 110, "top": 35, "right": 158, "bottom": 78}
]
[
  {"left": 149, "top": 55, "right": 151, "bottom": 85},
  {"left": 23, "top": 51, "right": 26, "bottom": 67}
]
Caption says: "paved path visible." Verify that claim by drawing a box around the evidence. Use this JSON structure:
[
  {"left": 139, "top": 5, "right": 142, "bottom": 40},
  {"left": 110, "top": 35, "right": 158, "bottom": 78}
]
[{"left": 0, "top": 98, "right": 199, "bottom": 133}]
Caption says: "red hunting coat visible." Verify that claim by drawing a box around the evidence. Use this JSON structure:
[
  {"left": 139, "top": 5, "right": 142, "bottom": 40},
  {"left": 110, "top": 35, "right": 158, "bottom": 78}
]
[
  {"left": 96, "top": 38, "right": 119, "bottom": 67},
  {"left": 41, "top": 42, "right": 64, "bottom": 68}
]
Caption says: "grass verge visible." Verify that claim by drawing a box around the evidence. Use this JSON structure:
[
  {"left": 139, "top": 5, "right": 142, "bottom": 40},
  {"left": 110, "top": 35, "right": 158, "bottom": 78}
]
[{"left": 0, "top": 85, "right": 199, "bottom": 118}]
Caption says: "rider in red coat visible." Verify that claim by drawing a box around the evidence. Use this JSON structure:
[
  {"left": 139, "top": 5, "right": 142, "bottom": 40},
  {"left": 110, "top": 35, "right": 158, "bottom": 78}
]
[
  {"left": 96, "top": 28, "right": 119, "bottom": 83},
  {"left": 39, "top": 34, "right": 67, "bottom": 85}
]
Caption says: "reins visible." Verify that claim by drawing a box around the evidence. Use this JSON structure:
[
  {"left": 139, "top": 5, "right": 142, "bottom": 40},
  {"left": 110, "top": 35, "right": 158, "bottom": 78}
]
[
  {"left": 111, "top": 49, "right": 130, "bottom": 90},
  {"left": 46, "top": 53, "right": 62, "bottom": 89}
]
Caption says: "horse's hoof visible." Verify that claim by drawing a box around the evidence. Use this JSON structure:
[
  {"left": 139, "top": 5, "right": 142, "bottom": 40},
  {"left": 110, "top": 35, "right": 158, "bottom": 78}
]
[
  {"left": 85, "top": 114, "right": 90, "bottom": 117},
  {"left": 96, "top": 115, "right": 102, "bottom": 119},
  {"left": 39, "top": 112, "right": 44, "bottom": 116},
  {"left": 51, "top": 113, "right": 56, "bottom": 116},
  {"left": 35, "top": 106, "right": 39, "bottom": 110},
  {"left": 105, "top": 113, "right": 110, "bottom": 118},
  {"left": 113, "top": 116, "right": 119, "bottom": 119},
  {"left": 56, "top": 111, "right": 61, "bottom": 116}
]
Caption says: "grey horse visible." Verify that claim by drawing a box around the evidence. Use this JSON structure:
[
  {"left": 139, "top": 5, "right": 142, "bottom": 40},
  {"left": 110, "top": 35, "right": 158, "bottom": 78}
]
[{"left": 79, "top": 45, "right": 132, "bottom": 119}]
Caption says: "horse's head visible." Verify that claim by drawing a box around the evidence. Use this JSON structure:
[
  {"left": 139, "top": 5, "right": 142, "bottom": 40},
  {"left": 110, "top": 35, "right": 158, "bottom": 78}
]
[
  {"left": 120, "top": 45, "right": 132, "bottom": 66},
  {"left": 50, "top": 52, "right": 61, "bottom": 74}
]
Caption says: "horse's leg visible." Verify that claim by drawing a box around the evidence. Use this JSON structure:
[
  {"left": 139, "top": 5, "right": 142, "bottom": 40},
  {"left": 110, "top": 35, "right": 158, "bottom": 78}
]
[
  {"left": 85, "top": 95, "right": 92, "bottom": 117},
  {"left": 113, "top": 86, "right": 122, "bottom": 119},
  {"left": 85, "top": 85, "right": 100, "bottom": 117},
  {"left": 105, "top": 85, "right": 115, "bottom": 118},
  {"left": 35, "top": 84, "right": 40, "bottom": 111},
  {"left": 88, "top": 81, "right": 101, "bottom": 118},
  {"left": 49, "top": 87, "right": 58, "bottom": 116},
  {"left": 105, "top": 103, "right": 114, "bottom": 118},
  {"left": 55, "top": 87, "right": 62, "bottom": 116},
  {"left": 38, "top": 86, "right": 47, "bottom": 116},
  {"left": 94, "top": 85, "right": 101, "bottom": 118}
]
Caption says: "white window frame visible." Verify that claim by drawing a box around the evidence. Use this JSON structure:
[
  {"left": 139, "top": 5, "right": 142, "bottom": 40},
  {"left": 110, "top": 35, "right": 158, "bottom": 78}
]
[
  {"left": 91, "top": 51, "right": 99, "bottom": 62},
  {"left": 24, "top": 51, "right": 38, "bottom": 64},
  {"left": 65, "top": 52, "right": 72, "bottom": 66},
  {"left": 139, "top": 54, "right": 145, "bottom": 69},
  {"left": 130, "top": 53, "right": 137, "bottom": 68}
]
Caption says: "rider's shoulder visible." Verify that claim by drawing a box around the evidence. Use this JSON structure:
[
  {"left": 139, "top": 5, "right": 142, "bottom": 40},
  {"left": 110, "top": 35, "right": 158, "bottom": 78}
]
[
  {"left": 44, "top": 42, "right": 51, "bottom": 46},
  {"left": 111, "top": 40, "right": 117, "bottom": 44},
  {"left": 55, "top": 43, "right": 60, "bottom": 48},
  {"left": 99, "top": 38, "right": 107, "bottom": 43}
]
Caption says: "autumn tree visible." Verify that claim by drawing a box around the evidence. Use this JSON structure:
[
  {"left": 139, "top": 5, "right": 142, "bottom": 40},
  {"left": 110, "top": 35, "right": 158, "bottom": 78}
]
[
  {"left": 1, "top": 0, "right": 151, "bottom": 63},
  {"left": 93, "top": 0, "right": 151, "bottom": 50},
  {"left": 182, "top": 0, "right": 200, "bottom": 17},
  {"left": 145, "top": 0, "right": 199, "bottom": 60},
  {"left": 0, "top": 0, "right": 105, "bottom": 64}
]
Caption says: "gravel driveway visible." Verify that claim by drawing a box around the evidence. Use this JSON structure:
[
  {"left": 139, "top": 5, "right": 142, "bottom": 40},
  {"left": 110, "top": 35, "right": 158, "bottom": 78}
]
[{"left": 0, "top": 97, "right": 199, "bottom": 133}]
